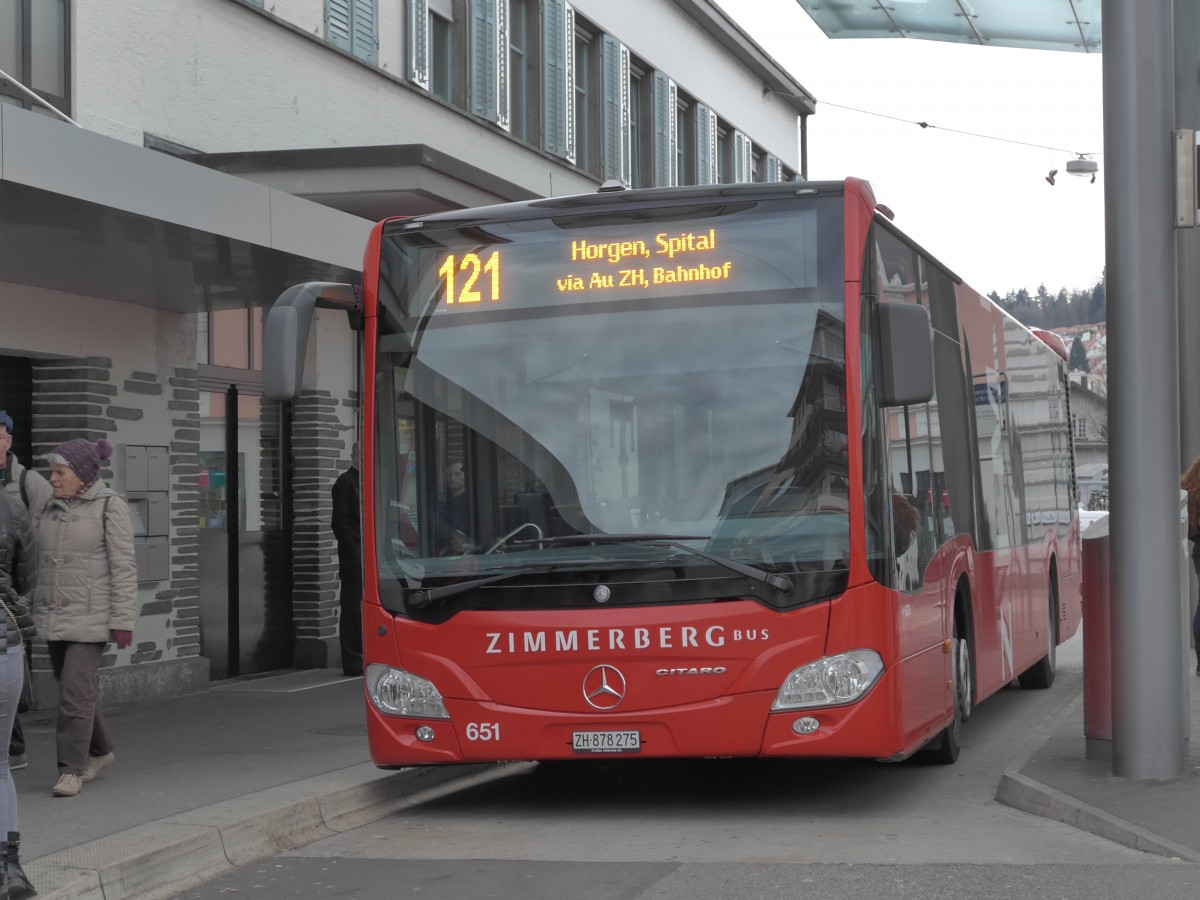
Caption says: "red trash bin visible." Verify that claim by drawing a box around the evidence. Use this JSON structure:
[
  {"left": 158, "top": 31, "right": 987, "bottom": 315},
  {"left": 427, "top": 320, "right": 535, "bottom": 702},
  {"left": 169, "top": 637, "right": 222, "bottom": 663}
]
[{"left": 1081, "top": 515, "right": 1111, "bottom": 757}]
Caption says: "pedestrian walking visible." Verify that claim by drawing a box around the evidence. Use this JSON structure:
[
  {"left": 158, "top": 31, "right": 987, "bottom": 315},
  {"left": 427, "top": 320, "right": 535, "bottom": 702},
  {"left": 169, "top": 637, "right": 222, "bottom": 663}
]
[
  {"left": 1, "top": 490, "right": 38, "bottom": 899},
  {"left": 332, "top": 442, "right": 363, "bottom": 677},
  {"left": 1, "top": 408, "right": 52, "bottom": 773},
  {"left": 1183, "top": 455, "right": 1200, "bottom": 676},
  {"left": 34, "top": 437, "right": 136, "bottom": 798}
]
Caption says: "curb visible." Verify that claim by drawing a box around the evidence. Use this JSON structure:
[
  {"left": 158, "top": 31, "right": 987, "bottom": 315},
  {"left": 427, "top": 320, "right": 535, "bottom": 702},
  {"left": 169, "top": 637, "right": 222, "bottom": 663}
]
[
  {"left": 996, "top": 769, "right": 1200, "bottom": 862},
  {"left": 993, "top": 688, "right": 1200, "bottom": 863},
  {"left": 22, "top": 761, "right": 531, "bottom": 900}
]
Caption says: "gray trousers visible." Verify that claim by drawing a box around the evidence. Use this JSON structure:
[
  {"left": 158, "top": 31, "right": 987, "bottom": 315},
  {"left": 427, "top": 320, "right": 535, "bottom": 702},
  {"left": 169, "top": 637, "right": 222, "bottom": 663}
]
[{"left": 47, "top": 640, "right": 114, "bottom": 776}]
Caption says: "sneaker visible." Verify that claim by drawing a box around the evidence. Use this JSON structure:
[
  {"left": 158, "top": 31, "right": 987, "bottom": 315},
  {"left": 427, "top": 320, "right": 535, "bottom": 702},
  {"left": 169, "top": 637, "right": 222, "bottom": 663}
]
[
  {"left": 8, "top": 753, "right": 27, "bottom": 770},
  {"left": 82, "top": 751, "right": 115, "bottom": 783},
  {"left": 53, "top": 773, "right": 82, "bottom": 797}
]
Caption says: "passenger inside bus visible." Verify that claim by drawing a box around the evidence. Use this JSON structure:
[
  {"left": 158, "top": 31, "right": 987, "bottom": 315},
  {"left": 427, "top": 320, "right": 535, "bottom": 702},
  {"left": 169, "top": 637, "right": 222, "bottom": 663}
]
[{"left": 436, "top": 461, "right": 473, "bottom": 554}]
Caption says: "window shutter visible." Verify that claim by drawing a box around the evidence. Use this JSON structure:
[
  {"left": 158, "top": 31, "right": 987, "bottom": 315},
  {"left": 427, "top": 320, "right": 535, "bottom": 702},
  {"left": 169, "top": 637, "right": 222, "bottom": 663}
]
[
  {"left": 409, "top": 0, "right": 430, "bottom": 89},
  {"left": 695, "top": 103, "right": 718, "bottom": 185},
  {"left": 651, "top": 72, "right": 677, "bottom": 187},
  {"left": 496, "top": 0, "right": 510, "bottom": 130},
  {"left": 564, "top": 4, "right": 576, "bottom": 164},
  {"left": 326, "top": 0, "right": 352, "bottom": 51},
  {"left": 765, "top": 153, "right": 781, "bottom": 182},
  {"left": 601, "top": 35, "right": 631, "bottom": 186},
  {"left": 471, "top": 0, "right": 498, "bottom": 121},
  {"left": 351, "top": 0, "right": 378, "bottom": 63},
  {"left": 542, "top": 0, "right": 570, "bottom": 159},
  {"left": 733, "top": 131, "right": 751, "bottom": 182}
]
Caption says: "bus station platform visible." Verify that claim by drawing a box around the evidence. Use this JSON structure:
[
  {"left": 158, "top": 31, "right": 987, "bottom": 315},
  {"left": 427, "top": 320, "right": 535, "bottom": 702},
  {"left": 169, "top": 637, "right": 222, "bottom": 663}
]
[{"left": 11, "top": 662, "right": 1200, "bottom": 899}]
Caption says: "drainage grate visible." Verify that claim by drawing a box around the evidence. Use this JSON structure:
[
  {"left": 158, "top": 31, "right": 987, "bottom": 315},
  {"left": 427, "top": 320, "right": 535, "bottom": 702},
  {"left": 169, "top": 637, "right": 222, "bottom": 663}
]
[{"left": 309, "top": 723, "right": 368, "bottom": 737}]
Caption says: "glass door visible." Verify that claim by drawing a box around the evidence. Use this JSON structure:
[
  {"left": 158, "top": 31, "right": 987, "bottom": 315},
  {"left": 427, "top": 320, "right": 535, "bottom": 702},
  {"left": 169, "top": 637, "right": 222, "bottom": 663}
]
[{"left": 197, "top": 385, "right": 292, "bottom": 679}]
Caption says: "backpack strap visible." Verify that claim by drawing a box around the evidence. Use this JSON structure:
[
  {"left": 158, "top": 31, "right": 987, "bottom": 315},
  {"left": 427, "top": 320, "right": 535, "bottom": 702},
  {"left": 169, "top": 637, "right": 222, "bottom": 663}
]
[
  {"left": 102, "top": 495, "right": 110, "bottom": 539},
  {"left": 19, "top": 467, "right": 28, "bottom": 508}
]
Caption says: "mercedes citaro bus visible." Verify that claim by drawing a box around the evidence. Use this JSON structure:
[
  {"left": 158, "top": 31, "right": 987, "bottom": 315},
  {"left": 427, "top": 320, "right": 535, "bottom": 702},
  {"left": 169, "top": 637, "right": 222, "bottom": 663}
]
[{"left": 264, "top": 178, "right": 1081, "bottom": 767}]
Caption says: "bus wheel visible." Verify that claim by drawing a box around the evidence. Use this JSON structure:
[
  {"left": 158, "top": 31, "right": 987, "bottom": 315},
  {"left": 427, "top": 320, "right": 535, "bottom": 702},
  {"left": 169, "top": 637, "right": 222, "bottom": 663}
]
[
  {"left": 1018, "top": 588, "right": 1058, "bottom": 690},
  {"left": 922, "top": 629, "right": 970, "bottom": 765}
]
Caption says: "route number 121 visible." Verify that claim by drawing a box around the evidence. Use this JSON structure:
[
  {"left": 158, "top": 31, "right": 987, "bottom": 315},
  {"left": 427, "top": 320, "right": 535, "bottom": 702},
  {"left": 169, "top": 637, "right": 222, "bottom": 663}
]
[{"left": 438, "top": 251, "right": 501, "bottom": 305}]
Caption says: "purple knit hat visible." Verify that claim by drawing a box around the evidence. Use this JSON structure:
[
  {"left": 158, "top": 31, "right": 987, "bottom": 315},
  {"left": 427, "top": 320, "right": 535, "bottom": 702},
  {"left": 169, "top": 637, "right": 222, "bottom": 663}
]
[{"left": 49, "top": 437, "right": 113, "bottom": 486}]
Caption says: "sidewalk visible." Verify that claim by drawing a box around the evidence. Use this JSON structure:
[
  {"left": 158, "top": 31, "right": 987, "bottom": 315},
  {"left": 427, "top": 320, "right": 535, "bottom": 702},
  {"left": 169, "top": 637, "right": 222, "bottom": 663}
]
[
  {"left": 11, "top": 666, "right": 1200, "bottom": 900},
  {"left": 12, "top": 670, "right": 528, "bottom": 900},
  {"left": 998, "top": 673, "right": 1200, "bottom": 862}
]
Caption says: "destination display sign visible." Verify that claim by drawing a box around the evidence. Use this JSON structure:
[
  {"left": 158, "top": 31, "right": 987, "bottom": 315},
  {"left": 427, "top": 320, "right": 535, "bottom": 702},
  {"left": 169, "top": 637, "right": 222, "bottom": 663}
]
[{"left": 421, "top": 207, "right": 820, "bottom": 314}]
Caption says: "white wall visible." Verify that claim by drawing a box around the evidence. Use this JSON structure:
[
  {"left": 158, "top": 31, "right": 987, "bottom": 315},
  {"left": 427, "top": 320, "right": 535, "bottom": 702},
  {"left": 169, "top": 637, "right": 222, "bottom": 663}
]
[
  {"left": 72, "top": 0, "right": 596, "bottom": 199},
  {"left": 571, "top": 0, "right": 802, "bottom": 166},
  {"left": 70, "top": 0, "right": 799, "bottom": 197}
]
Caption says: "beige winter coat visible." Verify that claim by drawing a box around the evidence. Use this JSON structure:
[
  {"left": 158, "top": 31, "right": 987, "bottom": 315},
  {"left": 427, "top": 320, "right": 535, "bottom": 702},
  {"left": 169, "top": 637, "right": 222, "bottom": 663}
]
[{"left": 33, "top": 480, "right": 137, "bottom": 643}]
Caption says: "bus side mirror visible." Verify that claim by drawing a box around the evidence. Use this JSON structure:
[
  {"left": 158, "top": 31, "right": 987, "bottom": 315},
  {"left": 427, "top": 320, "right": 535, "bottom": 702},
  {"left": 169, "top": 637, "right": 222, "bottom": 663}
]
[
  {"left": 263, "top": 282, "right": 359, "bottom": 400},
  {"left": 876, "top": 301, "right": 934, "bottom": 407}
]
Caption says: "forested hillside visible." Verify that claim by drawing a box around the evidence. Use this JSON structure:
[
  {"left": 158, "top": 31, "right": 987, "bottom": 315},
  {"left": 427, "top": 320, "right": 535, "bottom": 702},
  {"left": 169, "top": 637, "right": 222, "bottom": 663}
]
[{"left": 986, "top": 274, "right": 1105, "bottom": 329}]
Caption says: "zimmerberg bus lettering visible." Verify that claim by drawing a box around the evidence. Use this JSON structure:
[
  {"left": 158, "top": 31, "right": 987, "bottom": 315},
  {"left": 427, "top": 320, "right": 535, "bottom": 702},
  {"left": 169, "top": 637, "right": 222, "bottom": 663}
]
[{"left": 484, "top": 625, "right": 769, "bottom": 655}]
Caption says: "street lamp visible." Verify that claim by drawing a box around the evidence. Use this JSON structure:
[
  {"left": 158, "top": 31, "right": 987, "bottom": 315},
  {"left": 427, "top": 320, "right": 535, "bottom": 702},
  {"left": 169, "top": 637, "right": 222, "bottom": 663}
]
[{"left": 1067, "top": 155, "right": 1099, "bottom": 183}]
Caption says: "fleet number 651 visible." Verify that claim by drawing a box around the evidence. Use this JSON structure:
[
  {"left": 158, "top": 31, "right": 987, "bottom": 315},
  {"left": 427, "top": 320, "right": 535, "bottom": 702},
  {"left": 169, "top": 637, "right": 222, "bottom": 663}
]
[{"left": 465, "top": 722, "right": 501, "bottom": 741}]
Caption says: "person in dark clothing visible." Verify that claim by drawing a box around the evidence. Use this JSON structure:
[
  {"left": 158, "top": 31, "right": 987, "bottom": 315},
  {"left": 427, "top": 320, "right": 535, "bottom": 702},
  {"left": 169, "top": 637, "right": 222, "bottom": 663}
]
[
  {"left": 1, "top": 409, "right": 51, "bottom": 774},
  {"left": 1, "top": 490, "right": 38, "bottom": 899},
  {"left": 437, "top": 461, "right": 473, "bottom": 555},
  {"left": 332, "top": 442, "right": 363, "bottom": 677},
  {"left": 1183, "top": 456, "right": 1200, "bottom": 676}
]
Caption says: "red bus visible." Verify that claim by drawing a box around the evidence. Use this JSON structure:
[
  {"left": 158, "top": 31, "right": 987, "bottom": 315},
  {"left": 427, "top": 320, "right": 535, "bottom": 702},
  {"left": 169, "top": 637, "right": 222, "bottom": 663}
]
[{"left": 265, "top": 178, "right": 1081, "bottom": 766}]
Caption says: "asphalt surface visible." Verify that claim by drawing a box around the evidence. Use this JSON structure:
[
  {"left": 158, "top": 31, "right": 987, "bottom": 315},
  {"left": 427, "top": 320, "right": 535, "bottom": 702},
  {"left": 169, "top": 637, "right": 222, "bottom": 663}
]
[{"left": 9, "top": 662, "right": 1200, "bottom": 900}]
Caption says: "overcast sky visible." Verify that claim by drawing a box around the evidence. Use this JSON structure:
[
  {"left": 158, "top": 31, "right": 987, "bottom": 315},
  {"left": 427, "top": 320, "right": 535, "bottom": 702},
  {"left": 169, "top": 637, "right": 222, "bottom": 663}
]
[{"left": 716, "top": 0, "right": 1106, "bottom": 299}]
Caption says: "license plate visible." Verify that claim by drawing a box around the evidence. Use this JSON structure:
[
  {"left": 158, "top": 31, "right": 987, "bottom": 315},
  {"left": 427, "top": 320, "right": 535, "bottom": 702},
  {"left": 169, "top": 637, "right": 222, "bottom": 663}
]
[{"left": 571, "top": 730, "right": 641, "bottom": 754}]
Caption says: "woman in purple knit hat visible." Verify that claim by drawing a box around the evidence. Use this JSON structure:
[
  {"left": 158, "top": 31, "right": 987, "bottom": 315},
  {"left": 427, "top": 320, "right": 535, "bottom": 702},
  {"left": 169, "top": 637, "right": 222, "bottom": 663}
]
[{"left": 33, "top": 437, "right": 136, "bottom": 798}]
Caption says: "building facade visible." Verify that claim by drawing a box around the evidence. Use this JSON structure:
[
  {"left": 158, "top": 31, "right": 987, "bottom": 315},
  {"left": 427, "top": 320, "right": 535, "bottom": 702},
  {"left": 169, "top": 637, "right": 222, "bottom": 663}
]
[{"left": 1, "top": 0, "right": 815, "bottom": 702}]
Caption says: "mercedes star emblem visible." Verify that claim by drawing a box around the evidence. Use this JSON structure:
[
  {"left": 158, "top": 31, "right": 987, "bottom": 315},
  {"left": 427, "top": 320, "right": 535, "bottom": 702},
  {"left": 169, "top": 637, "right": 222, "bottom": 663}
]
[{"left": 582, "top": 664, "right": 627, "bottom": 710}]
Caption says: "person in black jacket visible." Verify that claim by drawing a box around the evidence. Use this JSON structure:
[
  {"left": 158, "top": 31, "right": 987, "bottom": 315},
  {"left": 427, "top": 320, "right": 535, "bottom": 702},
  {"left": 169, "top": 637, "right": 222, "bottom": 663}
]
[
  {"left": 332, "top": 442, "right": 363, "bottom": 677},
  {"left": 1183, "top": 456, "right": 1200, "bottom": 676},
  {"left": 1, "top": 490, "right": 37, "bottom": 899},
  {"left": 1, "top": 409, "right": 51, "bottom": 773}
]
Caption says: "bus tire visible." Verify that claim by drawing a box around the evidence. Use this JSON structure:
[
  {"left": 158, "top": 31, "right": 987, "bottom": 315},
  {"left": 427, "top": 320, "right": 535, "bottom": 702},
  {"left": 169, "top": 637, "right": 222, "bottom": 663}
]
[
  {"left": 922, "top": 623, "right": 971, "bottom": 765},
  {"left": 1018, "top": 584, "right": 1058, "bottom": 690}
]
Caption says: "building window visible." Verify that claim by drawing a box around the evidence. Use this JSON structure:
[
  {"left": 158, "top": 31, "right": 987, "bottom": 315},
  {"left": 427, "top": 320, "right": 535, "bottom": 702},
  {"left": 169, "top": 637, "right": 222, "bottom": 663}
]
[
  {"left": 1073, "top": 414, "right": 1088, "bottom": 440},
  {"left": 508, "top": 0, "right": 532, "bottom": 140},
  {"left": 470, "top": 0, "right": 510, "bottom": 129},
  {"left": 676, "top": 92, "right": 690, "bottom": 185},
  {"left": 197, "top": 302, "right": 263, "bottom": 373},
  {"left": 326, "top": 0, "right": 378, "bottom": 64},
  {"left": 430, "top": 8, "right": 453, "bottom": 100},
  {"left": 542, "top": 0, "right": 575, "bottom": 162},
  {"left": 573, "top": 24, "right": 595, "bottom": 174},
  {"left": 600, "top": 35, "right": 631, "bottom": 186},
  {"left": 715, "top": 123, "right": 724, "bottom": 183},
  {"left": 0, "top": 0, "right": 70, "bottom": 116},
  {"left": 764, "top": 153, "right": 783, "bottom": 182},
  {"left": 409, "top": 0, "right": 454, "bottom": 100},
  {"left": 628, "top": 66, "right": 642, "bottom": 187}
]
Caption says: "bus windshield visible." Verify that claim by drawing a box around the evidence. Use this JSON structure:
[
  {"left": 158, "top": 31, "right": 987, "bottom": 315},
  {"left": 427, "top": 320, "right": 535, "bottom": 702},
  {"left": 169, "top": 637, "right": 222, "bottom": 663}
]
[{"left": 374, "top": 192, "right": 849, "bottom": 618}]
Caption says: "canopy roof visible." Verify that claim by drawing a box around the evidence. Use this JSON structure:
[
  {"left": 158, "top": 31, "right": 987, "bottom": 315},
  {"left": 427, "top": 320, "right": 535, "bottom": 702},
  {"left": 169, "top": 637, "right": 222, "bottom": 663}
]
[{"left": 792, "top": 0, "right": 1100, "bottom": 53}]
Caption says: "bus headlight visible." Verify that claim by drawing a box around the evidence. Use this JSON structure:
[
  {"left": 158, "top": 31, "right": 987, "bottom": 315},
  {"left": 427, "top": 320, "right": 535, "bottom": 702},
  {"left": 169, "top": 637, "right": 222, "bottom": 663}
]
[
  {"left": 771, "top": 650, "right": 884, "bottom": 711},
  {"left": 365, "top": 664, "right": 450, "bottom": 719}
]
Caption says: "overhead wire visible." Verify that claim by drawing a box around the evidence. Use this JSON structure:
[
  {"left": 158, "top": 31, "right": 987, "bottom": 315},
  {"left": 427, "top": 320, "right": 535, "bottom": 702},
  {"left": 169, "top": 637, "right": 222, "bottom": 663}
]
[{"left": 817, "top": 99, "right": 1100, "bottom": 159}]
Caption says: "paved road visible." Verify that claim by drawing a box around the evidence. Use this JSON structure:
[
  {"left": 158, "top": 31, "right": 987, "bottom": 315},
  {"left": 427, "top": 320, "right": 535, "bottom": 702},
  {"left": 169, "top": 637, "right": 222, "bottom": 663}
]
[{"left": 166, "top": 634, "right": 1200, "bottom": 899}]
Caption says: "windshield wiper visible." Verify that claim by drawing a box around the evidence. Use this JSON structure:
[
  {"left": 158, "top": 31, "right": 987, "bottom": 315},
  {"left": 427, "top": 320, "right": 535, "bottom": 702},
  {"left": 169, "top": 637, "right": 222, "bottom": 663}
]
[
  {"left": 406, "top": 566, "right": 557, "bottom": 609},
  {"left": 534, "top": 533, "right": 793, "bottom": 593}
]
